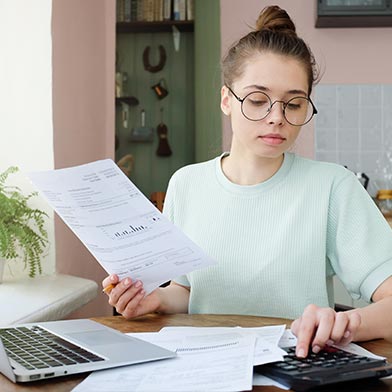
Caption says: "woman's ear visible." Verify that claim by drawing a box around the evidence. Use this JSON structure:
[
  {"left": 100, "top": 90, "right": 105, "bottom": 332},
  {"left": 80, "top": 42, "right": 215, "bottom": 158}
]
[{"left": 220, "top": 85, "right": 232, "bottom": 116}]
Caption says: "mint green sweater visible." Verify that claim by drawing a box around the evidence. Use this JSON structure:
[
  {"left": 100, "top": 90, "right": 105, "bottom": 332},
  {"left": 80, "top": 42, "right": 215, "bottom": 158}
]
[{"left": 163, "top": 153, "right": 392, "bottom": 319}]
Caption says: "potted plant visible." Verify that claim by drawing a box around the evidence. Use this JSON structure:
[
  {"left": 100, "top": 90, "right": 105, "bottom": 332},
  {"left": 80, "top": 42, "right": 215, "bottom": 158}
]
[{"left": 0, "top": 166, "right": 49, "bottom": 281}]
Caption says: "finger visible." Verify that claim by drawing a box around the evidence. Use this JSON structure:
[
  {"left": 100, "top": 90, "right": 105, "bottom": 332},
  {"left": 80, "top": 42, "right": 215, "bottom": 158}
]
[
  {"left": 290, "top": 318, "right": 301, "bottom": 336},
  {"left": 330, "top": 311, "right": 350, "bottom": 343},
  {"left": 112, "top": 279, "right": 144, "bottom": 312},
  {"left": 108, "top": 277, "right": 134, "bottom": 306},
  {"left": 122, "top": 290, "right": 146, "bottom": 319},
  {"left": 295, "top": 304, "right": 318, "bottom": 357},
  {"left": 102, "top": 274, "right": 119, "bottom": 290},
  {"left": 311, "top": 308, "right": 335, "bottom": 353},
  {"left": 339, "top": 312, "right": 361, "bottom": 346}
]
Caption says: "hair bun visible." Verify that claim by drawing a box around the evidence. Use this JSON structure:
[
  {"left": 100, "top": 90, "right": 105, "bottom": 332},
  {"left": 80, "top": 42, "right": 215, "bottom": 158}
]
[{"left": 255, "top": 5, "right": 296, "bottom": 34}]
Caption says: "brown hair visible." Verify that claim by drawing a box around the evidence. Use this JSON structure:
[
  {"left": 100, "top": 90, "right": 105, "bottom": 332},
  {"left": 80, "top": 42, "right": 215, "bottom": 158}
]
[{"left": 222, "top": 5, "right": 318, "bottom": 95}]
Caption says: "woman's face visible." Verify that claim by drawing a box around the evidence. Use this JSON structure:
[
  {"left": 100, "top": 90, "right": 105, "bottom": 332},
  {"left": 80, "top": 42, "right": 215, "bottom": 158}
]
[{"left": 221, "top": 51, "right": 309, "bottom": 160}]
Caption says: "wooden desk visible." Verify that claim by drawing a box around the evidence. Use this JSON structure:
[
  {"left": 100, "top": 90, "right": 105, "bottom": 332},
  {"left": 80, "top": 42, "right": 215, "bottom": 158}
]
[{"left": 1, "top": 314, "right": 392, "bottom": 392}]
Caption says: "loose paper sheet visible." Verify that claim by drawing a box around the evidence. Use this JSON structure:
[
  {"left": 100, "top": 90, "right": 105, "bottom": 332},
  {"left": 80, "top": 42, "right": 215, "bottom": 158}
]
[
  {"left": 158, "top": 325, "right": 287, "bottom": 365},
  {"left": 28, "top": 159, "right": 216, "bottom": 293},
  {"left": 72, "top": 332, "right": 256, "bottom": 392}
]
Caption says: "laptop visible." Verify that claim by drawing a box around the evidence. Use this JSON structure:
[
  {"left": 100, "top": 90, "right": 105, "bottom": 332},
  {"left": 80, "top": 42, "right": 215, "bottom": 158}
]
[
  {"left": 0, "top": 318, "right": 175, "bottom": 383},
  {"left": 254, "top": 345, "right": 392, "bottom": 391}
]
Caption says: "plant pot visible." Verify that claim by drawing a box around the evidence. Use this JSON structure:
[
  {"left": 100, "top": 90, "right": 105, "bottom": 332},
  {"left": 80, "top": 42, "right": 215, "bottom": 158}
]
[{"left": 0, "top": 258, "right": 6, "bottom": 283}]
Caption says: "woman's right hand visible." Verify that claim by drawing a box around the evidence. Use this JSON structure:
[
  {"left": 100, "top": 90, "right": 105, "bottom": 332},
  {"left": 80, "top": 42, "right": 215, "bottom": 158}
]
[{"left": 102, "top": 275, "right": 161, "bottom": 319}]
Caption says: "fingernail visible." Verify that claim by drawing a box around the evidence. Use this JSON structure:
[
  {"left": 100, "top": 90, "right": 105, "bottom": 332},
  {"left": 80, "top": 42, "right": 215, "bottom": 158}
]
[
  {"left": 312, "top": 345, "right": 321, "bottom": 354},
  {"left": 344, "top": 330, "right": 350, "bottom": 339},
  {"left": 134, "top": 280, "right": 142, "bottom": 288},
  {"left": 139, "top": 290, "right": 145, "bottom": 297},
  {"left": 297, "top": 348, "right": 305, "bottom": 358},
  {"left": 326, "top": 340, "right": 334, "bottom": 346},
  {"left": 124, "top": 278, "right": 131, "bottom": 286},
  {"left": 110, "top": 275, "right": 116, "bottom": 282}
]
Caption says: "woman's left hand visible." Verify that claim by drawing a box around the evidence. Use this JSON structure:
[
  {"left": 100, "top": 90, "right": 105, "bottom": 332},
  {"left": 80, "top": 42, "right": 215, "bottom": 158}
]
[{"left": 290, "top": 304, "right": 361, "bottom": 358}]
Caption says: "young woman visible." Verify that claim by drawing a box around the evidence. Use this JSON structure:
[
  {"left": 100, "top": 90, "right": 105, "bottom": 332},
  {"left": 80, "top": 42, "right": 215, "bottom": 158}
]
[{"left": 103, "top": 6, "right": 392, "bottom": 358}]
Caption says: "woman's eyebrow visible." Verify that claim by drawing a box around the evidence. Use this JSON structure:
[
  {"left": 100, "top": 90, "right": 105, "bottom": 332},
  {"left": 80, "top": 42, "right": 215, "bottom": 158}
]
[
  {"left": 244, "top": 85, "right": 307, "bottom": 96},
  {"left": 287, "top": 89, "right": 307, "bottom": 96},
  {"left": 244, "top": 84, "right": 269, "bottom": 92}
]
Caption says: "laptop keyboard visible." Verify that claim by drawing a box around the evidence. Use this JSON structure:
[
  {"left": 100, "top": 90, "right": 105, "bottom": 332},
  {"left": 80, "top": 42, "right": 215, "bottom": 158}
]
[{"left": 0, "top": 326, "right": 105, "bottom": 370}]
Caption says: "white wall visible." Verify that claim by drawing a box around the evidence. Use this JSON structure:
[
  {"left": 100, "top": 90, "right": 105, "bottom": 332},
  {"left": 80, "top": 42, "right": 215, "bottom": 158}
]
[
  {"left": 0, "top": 0, "right": 115, "bottom": 317},
  {"left": 0, "top": 0, "right": 55, "bottom": 278}
]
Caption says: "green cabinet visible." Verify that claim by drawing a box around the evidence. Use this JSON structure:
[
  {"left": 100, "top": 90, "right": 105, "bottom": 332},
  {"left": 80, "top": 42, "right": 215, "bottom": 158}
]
[
  {"left": 115, "top": 1, "right": 222, "bottom": 198},
  {"left": 115, "top": 21, "right": 195, "bottom": 198}
]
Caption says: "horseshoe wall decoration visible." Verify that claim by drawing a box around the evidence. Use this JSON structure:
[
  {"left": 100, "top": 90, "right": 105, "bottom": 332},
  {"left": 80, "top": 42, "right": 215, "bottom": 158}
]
[{"left": 143, "top": 45, "right": 167, "bottom": 73}]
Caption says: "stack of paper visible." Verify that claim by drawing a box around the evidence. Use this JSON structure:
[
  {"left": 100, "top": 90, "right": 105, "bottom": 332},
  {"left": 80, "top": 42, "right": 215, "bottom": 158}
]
[{"left": 72, "top": 325, "right": 289, "bottom": 392}]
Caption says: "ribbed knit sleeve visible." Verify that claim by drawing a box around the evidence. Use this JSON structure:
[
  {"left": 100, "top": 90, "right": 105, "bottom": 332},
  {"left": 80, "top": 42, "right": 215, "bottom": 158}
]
[{"left": 326, "top": 171, "right": 392, "bottom": 302}]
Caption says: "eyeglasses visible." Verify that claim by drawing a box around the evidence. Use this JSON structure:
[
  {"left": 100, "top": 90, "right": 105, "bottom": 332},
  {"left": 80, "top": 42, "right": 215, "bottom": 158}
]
[{"left": 227, "top": 86, "right": 318, "bottom": 126}]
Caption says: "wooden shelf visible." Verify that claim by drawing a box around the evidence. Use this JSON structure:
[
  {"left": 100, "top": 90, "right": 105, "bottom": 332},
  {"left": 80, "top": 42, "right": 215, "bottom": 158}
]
[
  {"left": 115, "top": 96, "right": 139, "bottom": 106},
  {"left": 117, "top": 20, "right": 194, "bottom": 33}
]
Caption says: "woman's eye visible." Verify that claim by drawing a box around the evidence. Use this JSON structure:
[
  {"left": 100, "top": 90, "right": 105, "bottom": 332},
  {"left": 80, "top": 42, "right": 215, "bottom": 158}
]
[
  {"left": 287, "top": 103, "right": 301, "bottom": 110},
  {"left": 286, "top": 97, "right": 309, "bottom": 111},
  {"left": 249, "top": 99, "right": 268, "bottom": 106}
]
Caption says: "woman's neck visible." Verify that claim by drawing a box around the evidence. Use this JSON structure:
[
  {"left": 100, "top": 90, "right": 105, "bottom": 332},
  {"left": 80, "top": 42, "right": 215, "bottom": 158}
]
[{"left": 221, "top": 151, "right": 284, "bottom": 186}]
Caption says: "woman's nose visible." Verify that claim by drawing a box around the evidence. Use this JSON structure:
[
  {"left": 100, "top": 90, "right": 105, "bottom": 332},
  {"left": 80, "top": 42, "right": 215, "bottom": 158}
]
[{"left": 266, "top": 101, "right": 285, "bottom": 124}]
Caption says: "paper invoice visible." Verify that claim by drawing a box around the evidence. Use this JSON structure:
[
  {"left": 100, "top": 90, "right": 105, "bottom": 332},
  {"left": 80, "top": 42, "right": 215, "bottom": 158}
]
[
  {"left": 72, "top": 330, "right": 256, "bottom": 392},
  {"left": 28, "top": 159, "right": 216, "bottom": 293}
]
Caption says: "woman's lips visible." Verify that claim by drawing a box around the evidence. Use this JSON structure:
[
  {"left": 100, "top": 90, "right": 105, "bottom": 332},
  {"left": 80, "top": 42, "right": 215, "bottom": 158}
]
[{"left": 259, "top": 134, "right": 286, "bottom": 145}]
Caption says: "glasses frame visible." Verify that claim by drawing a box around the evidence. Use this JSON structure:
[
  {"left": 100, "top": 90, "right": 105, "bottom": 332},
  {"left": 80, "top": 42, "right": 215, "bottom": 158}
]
[{"left": 227, "top": 86, "right": 318, "bottom": 126}]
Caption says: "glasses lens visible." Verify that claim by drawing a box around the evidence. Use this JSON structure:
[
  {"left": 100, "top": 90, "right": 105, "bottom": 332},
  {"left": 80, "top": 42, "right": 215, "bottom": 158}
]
[
  {"left": 242, "top": 92, "right": 271, "bottom": 121},
  {"left": 284, "top": 97, "right": 313, "bottom": 126}
]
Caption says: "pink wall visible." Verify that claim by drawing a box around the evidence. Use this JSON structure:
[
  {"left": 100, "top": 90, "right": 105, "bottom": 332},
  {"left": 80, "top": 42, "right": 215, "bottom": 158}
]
[
  {"left": 52, "top": 0, "right": 116, "bottom": 318},
  {"left": 49, "top": 0, "right": 392, "bottom": 318},
  {"left": 220, "top": 0, "right": 392, "bottom": 157}
]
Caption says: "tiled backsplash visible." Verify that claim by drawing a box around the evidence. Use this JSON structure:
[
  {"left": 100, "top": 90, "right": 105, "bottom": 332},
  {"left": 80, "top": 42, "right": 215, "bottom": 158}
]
[{"left": 314, "top": 84, "right": 392, "bottom": 196}]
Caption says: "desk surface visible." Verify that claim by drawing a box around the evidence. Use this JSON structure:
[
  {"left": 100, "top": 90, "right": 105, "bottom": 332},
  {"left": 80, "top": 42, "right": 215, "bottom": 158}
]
[{"left": 1, "top": 313, "right": 391, "bottom": 392}]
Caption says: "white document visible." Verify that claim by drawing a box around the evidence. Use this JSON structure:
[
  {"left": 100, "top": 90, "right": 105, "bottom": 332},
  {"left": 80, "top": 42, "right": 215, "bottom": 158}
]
[
  {"left": 72, "top": 332, "right": 256, "bottom": 392},
  {"left": 159, "top": 325, "right": 287, "bottom": 365},
  {"left": 28, "top": 159, "right": 216, "bottom": 293},
  {"left": 252, "top": 373, "right": 290, "bottom": 389},
  {"left": 278, "top": 328, "right": 297, "bottom": 348},
  {"left": 335, "top": 342, "right": 386, "bottom": 360}
]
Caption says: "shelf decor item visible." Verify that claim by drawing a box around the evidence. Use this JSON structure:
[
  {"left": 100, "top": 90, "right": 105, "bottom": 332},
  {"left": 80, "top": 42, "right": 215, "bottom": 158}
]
[
  {"left": 0, "top": 166, "right": 49, "bottom": 281},
  {"left": 156, "top": 107, "right": 172, "bottom": 157},
  {"left": 151, "top": 78, "right": 169, "bottom": 100},
  {"left": 130, "top": 109, "right": 154, "bottom": 142},
  {"left": 143, "top": 45, "right": 167, "bottom": 73}
]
